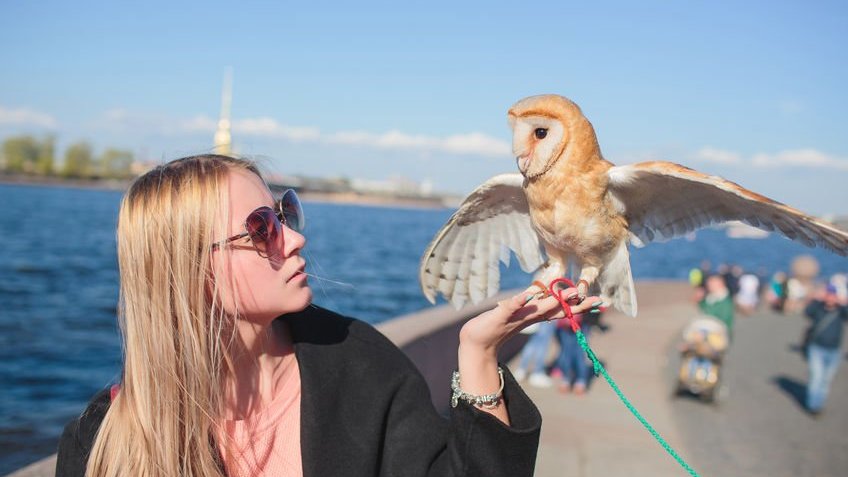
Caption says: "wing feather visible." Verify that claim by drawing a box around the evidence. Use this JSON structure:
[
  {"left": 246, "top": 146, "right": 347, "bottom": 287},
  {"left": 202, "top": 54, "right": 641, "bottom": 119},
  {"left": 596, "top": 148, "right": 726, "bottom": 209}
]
[
  {"left": 607, "top": 162, "right": 848, "bottom": 255},
  {"left": 488, "top": 233, "right": 502, "bottom": 296},
  {"left": 419, "top": 173, "right": 546, "bottom": 307},
  {"left": 468, "top": 221, "right": 490, "bottom": 303},
  {"left": 452, "top": 233, "right": 478, "bottom": 308}
]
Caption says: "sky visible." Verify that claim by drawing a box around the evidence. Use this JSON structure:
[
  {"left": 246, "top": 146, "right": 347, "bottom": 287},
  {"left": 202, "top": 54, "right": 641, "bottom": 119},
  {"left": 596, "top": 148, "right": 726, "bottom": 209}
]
[{"left": 1, "top": 0, "right": 847, "bottom": 215}]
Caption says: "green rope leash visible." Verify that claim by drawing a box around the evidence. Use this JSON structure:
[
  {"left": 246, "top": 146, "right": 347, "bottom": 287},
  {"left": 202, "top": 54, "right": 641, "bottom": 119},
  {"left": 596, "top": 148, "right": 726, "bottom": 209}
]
[
  {"left": 547, "top": 278, "right": 700, "bottom": 477},
  {"left": 574, "top": 329, "right": 700, "bottom": 477}
]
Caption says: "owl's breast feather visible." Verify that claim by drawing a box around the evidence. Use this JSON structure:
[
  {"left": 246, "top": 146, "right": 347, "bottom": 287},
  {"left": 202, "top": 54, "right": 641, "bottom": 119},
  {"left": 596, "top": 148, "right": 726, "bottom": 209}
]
[{"left": 529, "top": 192, "right": 626, "bottom": 259}]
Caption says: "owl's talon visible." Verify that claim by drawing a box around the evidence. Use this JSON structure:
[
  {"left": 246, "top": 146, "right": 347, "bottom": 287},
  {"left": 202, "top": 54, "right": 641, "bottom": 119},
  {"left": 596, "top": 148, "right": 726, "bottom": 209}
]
[
  {"left": 575, "top": 279, "right": 591, "bottom": 303},
  {"left": 530, "top": 280, "right": 552, "bottom": 298},
  {"left": 564, "top": 292, "right": 583, "bottom": 306},
  {"left": 522, "top": 280, "right": 551, "bottom": 304}
]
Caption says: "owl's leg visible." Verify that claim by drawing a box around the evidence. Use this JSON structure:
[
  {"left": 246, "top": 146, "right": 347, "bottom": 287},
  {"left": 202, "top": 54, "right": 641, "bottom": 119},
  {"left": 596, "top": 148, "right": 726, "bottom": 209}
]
[
  {"left": 523, "top": 258, "right": 566, "bottom": 302},
  {"left": 576, "top": 266, "right": 601, "bottom": 302}
]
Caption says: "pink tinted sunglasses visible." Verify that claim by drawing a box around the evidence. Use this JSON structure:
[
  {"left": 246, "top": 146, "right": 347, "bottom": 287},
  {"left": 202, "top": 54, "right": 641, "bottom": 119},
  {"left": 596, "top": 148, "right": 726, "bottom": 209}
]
[{"left": 211, "top": 189, "right": 304, "bottom": 258}]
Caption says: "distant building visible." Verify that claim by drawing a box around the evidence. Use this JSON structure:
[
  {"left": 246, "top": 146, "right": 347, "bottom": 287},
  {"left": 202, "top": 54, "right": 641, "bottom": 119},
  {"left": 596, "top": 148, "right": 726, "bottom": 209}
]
[{"left": 130, "top": 160, "right": 158, "bottom": 176}]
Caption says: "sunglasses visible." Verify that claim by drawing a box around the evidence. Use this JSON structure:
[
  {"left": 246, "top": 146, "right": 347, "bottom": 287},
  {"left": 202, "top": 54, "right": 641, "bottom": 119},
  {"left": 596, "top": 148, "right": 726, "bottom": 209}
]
[{"left": 211, "top": 189, "right": 305, "bottom": 258}]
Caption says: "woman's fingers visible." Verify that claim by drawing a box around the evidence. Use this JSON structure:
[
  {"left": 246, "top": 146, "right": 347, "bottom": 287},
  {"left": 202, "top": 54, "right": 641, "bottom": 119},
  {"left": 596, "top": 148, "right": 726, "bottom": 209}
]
[
  {"left": 502, "top": 294, "right": 561, "bottom": 322},
  {"left": 517, "top": 290, "right": 604, "bottom": 322},
  {"left": 571, "top": 296, "right": 604, "bottom": 315}
]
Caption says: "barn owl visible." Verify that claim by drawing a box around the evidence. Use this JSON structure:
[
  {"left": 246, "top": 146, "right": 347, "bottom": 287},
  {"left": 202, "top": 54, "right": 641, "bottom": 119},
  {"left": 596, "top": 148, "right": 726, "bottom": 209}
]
[{"left": 419, "top": 94, "right": 848, "bottom": 317}]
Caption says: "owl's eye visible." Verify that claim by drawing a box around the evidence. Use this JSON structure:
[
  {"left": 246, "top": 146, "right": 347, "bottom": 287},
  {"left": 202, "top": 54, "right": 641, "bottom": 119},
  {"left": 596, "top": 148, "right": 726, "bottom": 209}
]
[{"left": 534, "top": 128, "right": 548, "bottom": 139}]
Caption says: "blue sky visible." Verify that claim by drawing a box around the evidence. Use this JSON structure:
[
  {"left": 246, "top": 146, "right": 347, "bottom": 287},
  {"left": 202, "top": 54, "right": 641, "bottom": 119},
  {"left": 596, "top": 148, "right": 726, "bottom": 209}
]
[{"left": 2, "top": 0, "right": 847, "bottom": 214}]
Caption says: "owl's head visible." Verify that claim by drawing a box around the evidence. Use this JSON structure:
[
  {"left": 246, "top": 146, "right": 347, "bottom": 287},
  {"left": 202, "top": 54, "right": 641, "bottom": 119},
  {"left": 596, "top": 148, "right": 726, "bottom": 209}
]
[{"left": 507, "top": 94, "right": 599, "bottom": 180}]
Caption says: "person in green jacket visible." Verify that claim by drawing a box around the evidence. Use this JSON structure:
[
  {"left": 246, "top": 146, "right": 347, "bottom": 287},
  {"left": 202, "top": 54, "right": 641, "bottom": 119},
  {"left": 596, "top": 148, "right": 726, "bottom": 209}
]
[{"left": 695, "top": 274, "right": 735, "bottom": 340}]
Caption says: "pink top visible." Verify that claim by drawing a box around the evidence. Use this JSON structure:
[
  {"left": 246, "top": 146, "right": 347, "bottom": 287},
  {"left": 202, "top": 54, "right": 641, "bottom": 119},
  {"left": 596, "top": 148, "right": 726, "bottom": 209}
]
[{"left": 219, "top": 357, "right": 303, "bottom": 477}]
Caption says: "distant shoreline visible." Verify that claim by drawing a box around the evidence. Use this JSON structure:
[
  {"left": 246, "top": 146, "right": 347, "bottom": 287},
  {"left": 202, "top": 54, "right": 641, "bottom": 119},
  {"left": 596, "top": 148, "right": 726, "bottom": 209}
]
[
  {"left": 0, "top": 174, "right": 458, "bottom": 210},
  {"left": 0, "top": 173, "right": 129, "bottom": 191},
  {"left": 297, "top": 191, "right": 454, "bottom": 210}
]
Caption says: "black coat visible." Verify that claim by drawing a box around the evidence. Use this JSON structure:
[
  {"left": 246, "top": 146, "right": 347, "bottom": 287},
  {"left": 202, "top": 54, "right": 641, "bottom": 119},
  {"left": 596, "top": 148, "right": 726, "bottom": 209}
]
[{"left": 56, "top": 306, "right": 542, "bottom": 476}]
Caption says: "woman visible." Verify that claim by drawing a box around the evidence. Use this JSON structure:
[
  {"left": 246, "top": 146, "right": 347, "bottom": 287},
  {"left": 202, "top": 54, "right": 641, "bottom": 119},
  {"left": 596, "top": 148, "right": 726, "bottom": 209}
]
[{"left": 56, "top": 154, "right": 600, "bottom": 476}]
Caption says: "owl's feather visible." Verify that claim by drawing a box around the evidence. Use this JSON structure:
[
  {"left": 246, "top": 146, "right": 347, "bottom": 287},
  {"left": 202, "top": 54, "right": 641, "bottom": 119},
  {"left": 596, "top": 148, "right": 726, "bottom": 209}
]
[
  {"left": 607, "top": 162, "right": 848, "bottom": 255},
  {"left": 419, "top": 173, "right": 546, "bottom": 307}
]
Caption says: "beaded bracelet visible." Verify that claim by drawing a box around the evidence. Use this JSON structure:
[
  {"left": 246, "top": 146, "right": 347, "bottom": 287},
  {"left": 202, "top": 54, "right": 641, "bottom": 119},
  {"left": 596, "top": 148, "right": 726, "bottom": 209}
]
[{"left": 450, "top": 367, "right": 505, "bottom": 409}]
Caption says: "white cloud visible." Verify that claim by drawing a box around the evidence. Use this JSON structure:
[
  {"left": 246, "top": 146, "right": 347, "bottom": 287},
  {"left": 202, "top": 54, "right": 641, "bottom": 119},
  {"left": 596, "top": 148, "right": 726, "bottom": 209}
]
[
  {"left": 328, "top": 130, "right": 434, "bottom": 149},
  {"left": 326, "top": 129, "right": 509, "bottom": 157},
  {"left": 443, "top": 132, "right": 511, "bottom": 156},
  {"left": 83, "top": 108, "right": 512, "bottom": 158},
  {"left": 695, "top": 147, "right": 742, "bottom": 164},
  {"left": 751, "top": 149, "right": 848, "bottom": 170},
  {"left": 0, "top": 105, "right": 57, "bottom": 128},
  {"left": 165, "top": 113, "right": 510, "bottom": 157},
  {"left": 234, "top": 117, "right": 320, "bottom": 141},
  {"left": 180, "top": 115, "right": 217, "bottom": 133},
  {"left": 161, "top": 115, "right": 515, "bottom": 157},
  {"left": 97, "top": 109, "right": 194, "bottom": 135},
  {"left": 687, "top": 146, "right": 848, "bottom": 170}
]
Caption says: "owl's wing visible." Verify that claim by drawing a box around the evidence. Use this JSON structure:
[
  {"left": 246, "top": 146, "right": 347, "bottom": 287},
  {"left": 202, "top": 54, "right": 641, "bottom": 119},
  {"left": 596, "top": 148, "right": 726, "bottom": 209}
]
[
  {"left": 607, "top": 161, "right": 848, "bottom": 255},
  {"left": 420, "top": 173, "right": 546, "bottom": 308}
]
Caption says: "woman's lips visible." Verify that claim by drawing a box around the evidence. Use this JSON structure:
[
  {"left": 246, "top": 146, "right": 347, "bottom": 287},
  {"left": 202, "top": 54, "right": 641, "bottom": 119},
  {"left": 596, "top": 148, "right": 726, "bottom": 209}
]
[{"left": 286, "top": 264, "right": 307, "bottom": 283}]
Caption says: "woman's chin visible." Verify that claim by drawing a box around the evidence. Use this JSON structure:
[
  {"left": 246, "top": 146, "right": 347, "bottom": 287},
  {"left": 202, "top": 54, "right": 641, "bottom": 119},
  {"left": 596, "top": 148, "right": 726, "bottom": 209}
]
[{"left": 284, "top": 286, "right": 313, "bottom": 314}]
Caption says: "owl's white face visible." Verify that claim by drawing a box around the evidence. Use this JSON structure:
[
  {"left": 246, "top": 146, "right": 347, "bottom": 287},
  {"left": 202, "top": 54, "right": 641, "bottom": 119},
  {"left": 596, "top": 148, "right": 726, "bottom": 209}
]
[{"left": 509, "top": 114, "right": 565, "bottom": 179}]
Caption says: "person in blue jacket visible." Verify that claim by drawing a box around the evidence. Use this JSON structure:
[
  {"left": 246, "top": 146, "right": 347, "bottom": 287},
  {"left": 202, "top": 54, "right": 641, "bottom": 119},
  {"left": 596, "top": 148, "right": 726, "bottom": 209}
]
[{"left": 804, "top": 284, "right": 848, "bottom": 415}]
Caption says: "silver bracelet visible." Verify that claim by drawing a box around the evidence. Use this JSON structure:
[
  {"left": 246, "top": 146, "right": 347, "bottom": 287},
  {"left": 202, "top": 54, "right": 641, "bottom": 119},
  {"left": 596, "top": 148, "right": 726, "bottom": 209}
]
[{"left": 450, "top": 367, "right": 505, "bottom": 409}]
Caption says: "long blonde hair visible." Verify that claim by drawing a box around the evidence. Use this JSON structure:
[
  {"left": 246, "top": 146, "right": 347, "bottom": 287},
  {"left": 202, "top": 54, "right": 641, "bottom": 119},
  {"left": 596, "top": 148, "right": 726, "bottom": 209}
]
[{"left": 87, "top": 154, "right": 261, "bottom": 476}]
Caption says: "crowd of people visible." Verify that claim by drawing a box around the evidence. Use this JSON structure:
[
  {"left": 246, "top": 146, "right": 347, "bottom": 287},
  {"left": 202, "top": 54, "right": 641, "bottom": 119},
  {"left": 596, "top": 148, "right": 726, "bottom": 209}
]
[
  {"left": 511, "top": 258, "right": 848, "bottom": 411},
  {"left": 688, "top": 259, "right": 848, "bottom": 415},
  {"left": 690, "top": 260, "right": 848, "bottom": 316}
]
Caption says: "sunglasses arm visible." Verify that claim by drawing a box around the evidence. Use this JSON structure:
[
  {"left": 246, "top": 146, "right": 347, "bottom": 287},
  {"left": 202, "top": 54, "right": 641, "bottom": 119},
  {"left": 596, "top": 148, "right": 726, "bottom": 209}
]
[{"left": 210, "top": 231, "right": 250, "bottom": 251}]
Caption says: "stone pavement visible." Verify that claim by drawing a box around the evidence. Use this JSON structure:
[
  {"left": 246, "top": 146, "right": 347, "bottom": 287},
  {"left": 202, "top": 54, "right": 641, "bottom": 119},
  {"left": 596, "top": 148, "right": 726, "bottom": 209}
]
[{"left": 522, "top": 281, "right": 696, "bottom": 477}]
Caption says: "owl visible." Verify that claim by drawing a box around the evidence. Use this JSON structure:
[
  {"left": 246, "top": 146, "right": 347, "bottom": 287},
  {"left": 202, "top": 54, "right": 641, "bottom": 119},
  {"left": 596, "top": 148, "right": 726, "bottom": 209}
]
[{"left": 420, "top": 94, "right": 848, "bottom": 316}]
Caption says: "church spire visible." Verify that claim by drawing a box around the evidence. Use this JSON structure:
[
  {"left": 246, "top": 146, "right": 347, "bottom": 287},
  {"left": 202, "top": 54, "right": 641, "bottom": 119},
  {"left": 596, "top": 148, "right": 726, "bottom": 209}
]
[{"left": 213, "top": 67, "right": 233, "bottom": 155}]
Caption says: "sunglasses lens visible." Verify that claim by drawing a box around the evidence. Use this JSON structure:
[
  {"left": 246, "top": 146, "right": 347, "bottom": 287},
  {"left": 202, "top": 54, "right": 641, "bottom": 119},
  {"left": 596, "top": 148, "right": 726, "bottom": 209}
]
[
  {"left": 279, "top": 189, "right": 305, "bottom": 232},
  {"left": 245, "top": 207, "right": 281, "bottom": 257}
]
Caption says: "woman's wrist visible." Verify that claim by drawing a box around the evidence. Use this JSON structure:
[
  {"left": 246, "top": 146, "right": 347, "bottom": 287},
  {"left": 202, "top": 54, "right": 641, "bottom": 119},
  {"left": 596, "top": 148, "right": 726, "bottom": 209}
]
[
  {"left": 455, "top": 342, "right": 509, "bottom": 422},
  {"left": 456, "top": 342, "right": 501, "bottom": 395}
]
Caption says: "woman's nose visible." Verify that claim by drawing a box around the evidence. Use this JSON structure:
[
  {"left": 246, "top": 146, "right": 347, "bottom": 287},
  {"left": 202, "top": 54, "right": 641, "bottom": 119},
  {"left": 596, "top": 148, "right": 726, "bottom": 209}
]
[{"left": 282, "top": 225, "right": 306, "bottom": 257}]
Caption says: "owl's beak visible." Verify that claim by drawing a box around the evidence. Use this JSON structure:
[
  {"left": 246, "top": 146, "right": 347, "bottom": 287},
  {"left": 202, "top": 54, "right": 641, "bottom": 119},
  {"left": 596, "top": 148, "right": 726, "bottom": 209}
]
[{"left": 516, "top": 155, "right": 531, "bottom": 175}]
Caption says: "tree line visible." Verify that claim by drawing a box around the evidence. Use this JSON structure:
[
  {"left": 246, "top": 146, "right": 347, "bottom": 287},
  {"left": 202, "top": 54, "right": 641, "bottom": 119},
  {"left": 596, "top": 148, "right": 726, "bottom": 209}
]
[{"left": 0, "top": 134, "right": 136, "bottom": 179}]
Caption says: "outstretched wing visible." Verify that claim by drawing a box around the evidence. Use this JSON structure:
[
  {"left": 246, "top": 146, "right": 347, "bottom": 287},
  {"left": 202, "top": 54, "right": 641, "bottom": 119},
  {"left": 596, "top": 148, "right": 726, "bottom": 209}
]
[
  {"left": 420, "top": 173, "right": 546, "bottom": 308},
  {"left": 607, "top": 161, "right": 848, "bottom": 255}
]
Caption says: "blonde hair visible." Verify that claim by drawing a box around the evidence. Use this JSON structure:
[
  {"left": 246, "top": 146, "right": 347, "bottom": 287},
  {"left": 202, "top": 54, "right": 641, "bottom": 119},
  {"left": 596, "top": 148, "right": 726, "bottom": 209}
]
[{"left": 86, "top": 154, "right": 261, "bottom": 476}]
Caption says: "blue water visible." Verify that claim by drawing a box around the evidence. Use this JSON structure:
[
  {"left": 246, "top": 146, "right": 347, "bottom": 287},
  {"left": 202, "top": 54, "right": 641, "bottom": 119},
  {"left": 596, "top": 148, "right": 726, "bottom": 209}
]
[{"left": 1, "top": 183, "right": 847, "bottom": 473}]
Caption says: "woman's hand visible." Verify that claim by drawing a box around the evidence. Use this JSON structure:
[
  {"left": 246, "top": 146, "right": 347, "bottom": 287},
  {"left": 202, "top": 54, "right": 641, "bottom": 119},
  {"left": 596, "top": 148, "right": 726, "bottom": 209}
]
[{"left": 456, "top": 288, "right": 602, "bottom": 424}]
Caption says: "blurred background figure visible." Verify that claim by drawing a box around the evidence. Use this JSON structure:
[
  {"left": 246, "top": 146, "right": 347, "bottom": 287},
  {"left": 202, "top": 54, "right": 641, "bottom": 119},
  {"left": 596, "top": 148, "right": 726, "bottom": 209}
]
[
  {"left": 803, "top": 284, "right": 848, "bottom": 415},
  {"left": 513, "top": 321, "right": 556, "bottom": 388},
  {"left": 829, "top": 273, "right": 848, "bottom": 304},
  {"left": 767, "top": 271, "right": 789, "bottom": 313},
  {"left": 675, "top": 314, "right": 729, "bottom": 403},
  {"left": 786, "top": 255, "right": 820, "bottom": 313},
  {"left": 735, "top": 271, "right": 760, "bottom": 315},
  {"left": 694, "top": 274, "right": 735, "bottom": 341},
  {"left": 726, "top": 264, "right": 743, "bottom": 298},
  {"left": 689, "top": 260, "right": 711, "bottom": 292},
  {"left": 553, "top": 316, "right": 592, "bottom": 396}
]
